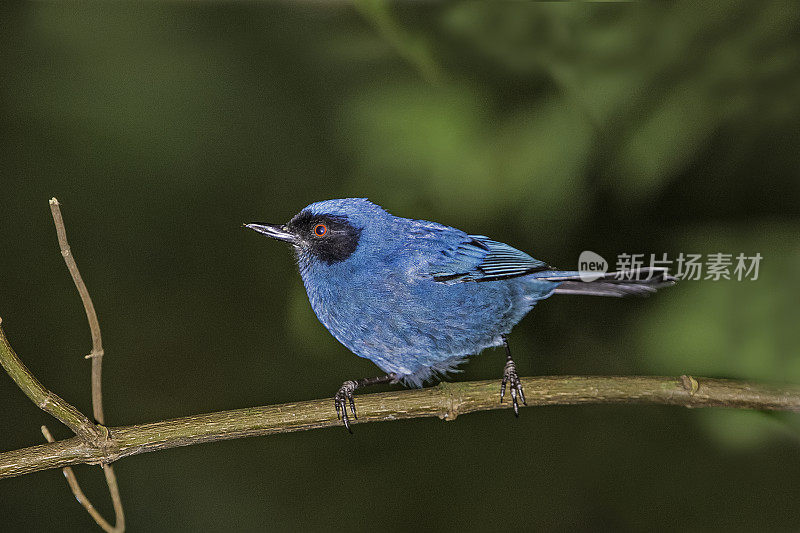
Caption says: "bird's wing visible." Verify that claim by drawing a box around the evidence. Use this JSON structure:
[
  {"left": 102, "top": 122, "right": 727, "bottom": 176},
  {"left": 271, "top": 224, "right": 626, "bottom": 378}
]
[{"left": 429, "top": 235, "right": 551, "bottom": 283}]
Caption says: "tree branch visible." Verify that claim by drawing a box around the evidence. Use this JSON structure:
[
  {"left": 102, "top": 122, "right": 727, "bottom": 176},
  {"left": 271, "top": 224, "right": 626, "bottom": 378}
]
[
  {"left": 0, "top": 317, "right": 101, "bottom": 441},
  {"left": 46, "top": 198, "right": 125, "bottom": 532},
  {"left": 2, "top": 320, "right": 798, "bottom": 479},
  {"left": 41, "top": 426, "right": 124, "bottom": 533},
  {"left": 49, "top": 198, "right": 106, "bottom": 423}
]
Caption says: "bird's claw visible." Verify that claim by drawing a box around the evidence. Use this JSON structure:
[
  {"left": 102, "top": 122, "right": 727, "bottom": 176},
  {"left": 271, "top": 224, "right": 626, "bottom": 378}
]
[
  {"left": 500, "top": 359, "right": 526, "bottom": 416},
  {"left": 334, "top": 380, "right": 358, "bottom": 433}
]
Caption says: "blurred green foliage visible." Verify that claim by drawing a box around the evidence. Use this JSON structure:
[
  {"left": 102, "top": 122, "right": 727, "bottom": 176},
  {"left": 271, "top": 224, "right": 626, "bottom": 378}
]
[
  {"left": 1, "top": 1, "right": 799, "bottom": 531},
  {"left": 641, "top": 223, "right": 800, "bottom": 449}
]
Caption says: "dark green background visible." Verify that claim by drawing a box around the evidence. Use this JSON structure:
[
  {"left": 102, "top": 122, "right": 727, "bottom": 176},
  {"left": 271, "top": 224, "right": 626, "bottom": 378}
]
[{"left": 2, "top": 2, "right": 799, "bottom": 531}]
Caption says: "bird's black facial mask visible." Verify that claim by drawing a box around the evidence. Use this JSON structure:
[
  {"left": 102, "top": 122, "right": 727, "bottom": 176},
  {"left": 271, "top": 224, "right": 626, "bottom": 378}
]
[{"left": 286, "top": 211, "right": 362, "bottom": 264}]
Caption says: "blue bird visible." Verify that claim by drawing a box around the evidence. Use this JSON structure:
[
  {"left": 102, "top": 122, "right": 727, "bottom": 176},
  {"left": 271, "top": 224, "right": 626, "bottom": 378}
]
[{"left": 246, "top": 198, "right": 674, "bottom": 431}]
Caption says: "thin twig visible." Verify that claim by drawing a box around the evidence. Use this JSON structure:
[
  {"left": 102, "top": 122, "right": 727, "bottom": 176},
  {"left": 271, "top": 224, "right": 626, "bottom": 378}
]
[
  {"left": 41, "top": 426, "right": 124, "bottom": 533},
  {"left": 48, "top": 198, "right": 124, "bottom": 532},
  {"left": 49, "top": 198, "right": 105, "bottom": 422}
]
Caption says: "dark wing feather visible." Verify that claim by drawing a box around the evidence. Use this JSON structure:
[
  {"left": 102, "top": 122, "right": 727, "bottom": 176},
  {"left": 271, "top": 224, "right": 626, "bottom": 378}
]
[{"left": 430, "top": 235, "right": 551, "bottom": 283}]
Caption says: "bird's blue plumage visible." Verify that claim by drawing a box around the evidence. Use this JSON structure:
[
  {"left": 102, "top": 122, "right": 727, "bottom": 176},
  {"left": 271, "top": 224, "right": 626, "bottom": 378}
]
[
  {"left": 247, "top": 198, "right": 674, "bottom": 428},
  {"left": 289, "top": 198, "right": 563, "bottom": 386}
]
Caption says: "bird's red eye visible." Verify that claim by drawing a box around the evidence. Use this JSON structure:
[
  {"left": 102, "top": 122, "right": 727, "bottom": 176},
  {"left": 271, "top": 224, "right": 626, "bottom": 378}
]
[{"left": 314, "top": 224, "right": 327, "bottom": 237}]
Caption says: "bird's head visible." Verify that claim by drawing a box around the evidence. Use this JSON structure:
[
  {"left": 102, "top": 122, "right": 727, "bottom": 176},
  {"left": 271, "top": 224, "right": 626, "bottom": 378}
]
[{"left": 246, "top": 198, "right": 390, "bottom": 266}]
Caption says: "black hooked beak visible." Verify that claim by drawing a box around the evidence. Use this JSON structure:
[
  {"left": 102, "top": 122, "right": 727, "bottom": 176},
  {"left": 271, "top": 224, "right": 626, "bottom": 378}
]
[{"left": 244, "top": 223, "right": 297, "bottom": 244}]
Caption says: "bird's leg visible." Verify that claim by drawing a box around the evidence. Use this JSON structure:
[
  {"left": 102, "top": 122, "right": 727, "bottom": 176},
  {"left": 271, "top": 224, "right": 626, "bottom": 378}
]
[
  {"left": 500, "top": 337, "right": 526, "bottom": 416},
  {"left": 334, "top": 373, "right": 398, "bottom": 433}
]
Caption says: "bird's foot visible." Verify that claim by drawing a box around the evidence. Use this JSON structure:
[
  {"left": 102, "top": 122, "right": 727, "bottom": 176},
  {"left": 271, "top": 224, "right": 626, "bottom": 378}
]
[
  {"left": 334, "top": 380, "right": 358, "bottom": 433},
  {"left": 500, "top": 358, "right": 526, "bottom": 416}
]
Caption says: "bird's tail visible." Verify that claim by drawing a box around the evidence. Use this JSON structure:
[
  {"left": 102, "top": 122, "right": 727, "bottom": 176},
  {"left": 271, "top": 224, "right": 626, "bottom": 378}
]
[{"left": 532, "top": 267, "right": 676, "bottom": 297}]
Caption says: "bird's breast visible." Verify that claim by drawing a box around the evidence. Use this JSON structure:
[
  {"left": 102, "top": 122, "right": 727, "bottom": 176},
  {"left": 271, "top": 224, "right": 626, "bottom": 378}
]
[{"left": 298, "top": 260, "right": 528, "bottom": 371}]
